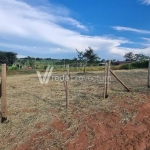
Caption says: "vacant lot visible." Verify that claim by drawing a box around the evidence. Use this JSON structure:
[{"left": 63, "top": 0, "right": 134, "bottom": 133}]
[{"left": 0, "top": 69, "right": 150, "bottom": 150}]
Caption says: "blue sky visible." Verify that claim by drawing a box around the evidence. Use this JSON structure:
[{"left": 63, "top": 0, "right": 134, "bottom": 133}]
[{"left": 0, "top": 0, "right": 150, "bottom": 60}]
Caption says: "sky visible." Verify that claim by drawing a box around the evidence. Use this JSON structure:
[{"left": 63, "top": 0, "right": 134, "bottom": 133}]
[{"left": 0, "top": 0, "right": 150, "bottom": 60}]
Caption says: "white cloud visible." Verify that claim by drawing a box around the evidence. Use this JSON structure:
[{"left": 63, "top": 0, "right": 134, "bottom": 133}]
[
  {"left": 110, "top": 46, "right": 150, "bottom": 56},
  {"left": 112, "top": 26, "right": 150, "bottom": 34},
  {"left": 110, "top": 37, "right": 150, "bottom": 56},
  {"left": 140, "top": 0, "right": 150, "bottom": 5},
  {"left": 17, "top": 54, "right": 27, "bottom": 58},
  {"left": 142, "top": 37, "right": 150, "bottom": 41},
  {"left": 0, "top": 0, "right": 150, "bottom": 58}
]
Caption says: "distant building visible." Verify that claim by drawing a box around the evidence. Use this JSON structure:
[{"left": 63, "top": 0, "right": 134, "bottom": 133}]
[{"left": 99, "top": 63, "right": 105, "bottom": 66}]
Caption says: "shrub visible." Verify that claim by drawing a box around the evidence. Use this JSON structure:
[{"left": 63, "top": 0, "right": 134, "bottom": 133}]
[
  {"left": 118, "top": 61, "right": 148, "bottom": 70},
  {"left": 8, "top": 66, "right": 18, "bottom": 70}
]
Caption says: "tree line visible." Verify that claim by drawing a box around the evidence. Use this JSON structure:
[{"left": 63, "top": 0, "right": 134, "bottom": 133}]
[
  {"left": 0, "top": 49, "right": 149, "bottom": 70},
  {"left": 124, "top": 52, "right": 149, "bottom": 62}
]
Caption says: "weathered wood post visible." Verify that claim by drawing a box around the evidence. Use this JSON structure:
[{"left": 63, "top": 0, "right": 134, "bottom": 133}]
[
  {"left": 103, "top": 62, "right": 108, "bottom": 99},
  {"left": 110, "top": 69, "right": 130, "bottom": 92},
  {"left": 103, "top": 61, "right": 111, "bottom": 99},
  {"left": 105, "top": 60, "right": 111, "bottom": 98},
  {"left": 64, "top": 64, "right": 69, "bottom": 108},
  {"left": 103, "top": 61, "right": 130, "bottom": 98},
  {"left": 148, "top": 58, "right": 150, "bottom": 88},
  {"left": 1, "top": 64, "right": 7, "bottom": 123}
]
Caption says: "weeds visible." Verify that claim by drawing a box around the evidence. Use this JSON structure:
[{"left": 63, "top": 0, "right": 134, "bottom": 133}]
[{"left": 120, "top": 109, "right": 137, "bottom": 124}]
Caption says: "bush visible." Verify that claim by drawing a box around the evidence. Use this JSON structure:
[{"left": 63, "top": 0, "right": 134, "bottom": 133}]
[
  {"left": 8, "top": 66, "right": 18, "bottom": 70},
  {"left": 43, "top": 65, "right": 48, "bottom": 70},
  {"left": 131, "top": 61, "right": 148, "bottom": 68},
  {"left": 118, "top": 61, "right": 148, "bottom": 70}
]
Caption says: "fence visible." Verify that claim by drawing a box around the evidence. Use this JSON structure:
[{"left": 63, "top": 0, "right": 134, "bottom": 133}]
[
  {"left": 1, "top": 60, "right": 150, "bottom": 121},
  {"left": 1, "top": 62, "right": 150, "bottom": 149}
]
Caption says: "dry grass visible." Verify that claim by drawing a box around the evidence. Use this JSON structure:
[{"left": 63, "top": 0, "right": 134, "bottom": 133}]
[{"left": 0, "top": 69, "right": 149, "bottom": 149}]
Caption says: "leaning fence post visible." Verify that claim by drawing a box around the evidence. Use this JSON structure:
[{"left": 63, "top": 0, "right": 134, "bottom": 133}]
[
  {"left": 110, "top": 69, "right": 130, "bottom": 92},
  {"left": 148, "top": 58, "right": 150, "bottom": 88},
  {"left": 1, "top": 64, "right": 7, "bottom": 123}
]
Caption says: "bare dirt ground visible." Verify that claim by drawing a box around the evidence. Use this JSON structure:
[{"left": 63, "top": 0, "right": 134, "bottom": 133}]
[{"left": 0, "top": 69, "right": 150, "bottom": 150}]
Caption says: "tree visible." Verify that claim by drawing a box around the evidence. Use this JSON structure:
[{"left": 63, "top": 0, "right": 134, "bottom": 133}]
[
  {"left": 28, "top": 58, "right": 35, "bottom": 69},
  {"left": 111, "top": 59, "right": 119, "bottom": 65},
  {"left": 0, "top": 51, "right": 7, "bottom": 64},
  {"left": 76, "top": 50, "right": 84, "bottom": 61},
  {"left": 76, "top": 47, "right": 100, "bottom": 64},
  {"left": 83, "top": 47, "right": 100, "bottom": 64},
  {"left": 72, "top": 57, "right": 78, "bottom": 67},
  {"left": 124, "top": 52, "right": 135, "bottom": 62},
  {"left": 16, "top": 58, "right": 27, "bottom": 69},
  {"left": 76, "top": 49, "right": 85, "bottom": 68},
  {"left": 22, "top": 56, "right": 35, "bottom": 68},
  {"left": 124, "top": 52, "right": 136, "bottom": 69},
  {"left": 36, "top": 58, "right": 42, "bottom": 61},
  {"left": 135, "top": 54, "right": 149, "bottom": 62},
  {"left": 0, "top": 51, "right": 17, "bottom": 66},
  {"left": 100, "top": 59, "right": 106, "bottom": 63},
  {"left": 76, "top": 47, "right": 100, "bottom": 73}
]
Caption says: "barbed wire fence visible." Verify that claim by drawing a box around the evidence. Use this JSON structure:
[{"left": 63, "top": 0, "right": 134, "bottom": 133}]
[{"left": 0, "top": 60, "right": 150, "bottom": 149}]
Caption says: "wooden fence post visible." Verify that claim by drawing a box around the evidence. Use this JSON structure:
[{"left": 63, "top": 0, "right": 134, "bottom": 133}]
[
  {"left": 148, "top": 58, "right": 150, "bottom": 88},
  {"left": 1, "top": 64, "right": 7, "bottom": 123},
  {"left": 103, "top": 63, "right": 108, "bottom": 99},
  {"left": 105, "top": 60, "right": 111, "bottom": 98},
  {"left": 103, "top": 61, "right": 130, "bottom": 98},
  {"left": 64, "top": 64, "right": 69, "bottom": 108},
  {"left": 110, "top": 69, "right": 130, "bottom": 92}
]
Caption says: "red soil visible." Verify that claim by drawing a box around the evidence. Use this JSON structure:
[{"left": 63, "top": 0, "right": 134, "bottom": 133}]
[{"left": 13, "top": 95, "right": 150, "bottom": 150}]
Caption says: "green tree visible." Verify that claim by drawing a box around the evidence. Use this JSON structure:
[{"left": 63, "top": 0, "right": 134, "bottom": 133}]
[
  {"left": 124, "top": 52, "right": 135, "bottom": 69},
  {"left": 0, "top": 51, "right": 17, "bottom": 66},
  {"left": 83, "top": 47, "right": 100, "bottom": 64},
  {"left": 72, "top": 57, "right": 78, "bottom": 67},
  {"left": 29, "top": 58, "right": 35, "bottom": 69},
  {"left": 76, "top": 47, "right": 100, "bottom": 73},
  {"left": 124, "top": 52, "right": 135, "bottom": 62},
  {"left": 16, "top": 58, "right": 27, "bottom": 69},
  {"left": 135, "top": 54, "right": 149, "bottom": 62},
  {"left": 0, "top": 51, "right": 7, "bottom": 64}
]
